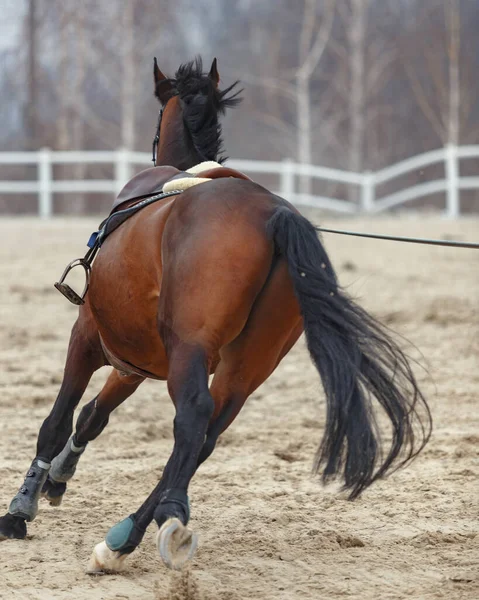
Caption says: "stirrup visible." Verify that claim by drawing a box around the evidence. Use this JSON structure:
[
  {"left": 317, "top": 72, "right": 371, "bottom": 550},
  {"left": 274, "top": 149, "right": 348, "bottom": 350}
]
[
  {"left": 54, "top": 238, "right": 100, "bottom": 306},
  {"left": 54, "top": 258, "right": 91, "bottom": 305}
]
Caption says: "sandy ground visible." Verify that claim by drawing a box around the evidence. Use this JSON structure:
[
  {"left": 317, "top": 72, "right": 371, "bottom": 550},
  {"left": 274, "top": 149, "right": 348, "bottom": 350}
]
[{"left": 0, "top": 215, "right": 477, "bottom": 600}]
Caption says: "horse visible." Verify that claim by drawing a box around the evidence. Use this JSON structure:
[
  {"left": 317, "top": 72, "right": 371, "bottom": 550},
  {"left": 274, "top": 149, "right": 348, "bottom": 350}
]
[{"left": 0, "top": 57, "right": 432, "bottom": 572}]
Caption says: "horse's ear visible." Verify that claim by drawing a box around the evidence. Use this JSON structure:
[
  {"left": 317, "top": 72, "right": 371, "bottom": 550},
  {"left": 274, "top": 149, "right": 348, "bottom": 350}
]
[
  {"left": 153, "top": 57, "right": 173, "bottom": 104},
  {"left": 208, "top": 58, "right": 220, "bottom": 87}
]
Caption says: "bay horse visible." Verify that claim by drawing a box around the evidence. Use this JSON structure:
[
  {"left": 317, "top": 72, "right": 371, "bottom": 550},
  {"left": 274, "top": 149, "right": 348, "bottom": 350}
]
[{"left": 0, "top": 57, "right": 431, "bottom": 571}]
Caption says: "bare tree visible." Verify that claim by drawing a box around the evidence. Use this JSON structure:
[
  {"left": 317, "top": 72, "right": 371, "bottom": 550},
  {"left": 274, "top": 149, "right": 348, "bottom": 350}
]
[
  {"left": 296, "top": 0, "right": 335, "bottom": 193},
  {"left": 72, "top": 4, "right": 87, "bottom": 213},
  {"left": 446, "top": 0, "right": 460, "bottom": 146},
  {"left": 25, "top": 0, "right": 38, "bottom": 150},
  {"left": 402, "top": 0, "right": 464, "bottom": 146},
  {"left": 56, "top": 4, "right": 70, "bottom": 153},
  {"left": 331, "top": 0, "right": 399, "bottom": 202},
  {"left": 121, "top": 0, "right": 136, "bottom": 150},
  {"left": 346, "top": 0, "right": 368, "bottom": 201},
  {"left": 223, "top": 0, "right": 335, "bottom": 194},
  {"left": 55, "top": 4, "right": 87, "bottom": 213}
]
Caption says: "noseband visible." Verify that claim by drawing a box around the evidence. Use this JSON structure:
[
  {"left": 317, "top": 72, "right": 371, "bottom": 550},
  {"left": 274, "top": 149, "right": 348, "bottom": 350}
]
[{"left": 152, "top": 109, "right": 163, "bottom": 165}]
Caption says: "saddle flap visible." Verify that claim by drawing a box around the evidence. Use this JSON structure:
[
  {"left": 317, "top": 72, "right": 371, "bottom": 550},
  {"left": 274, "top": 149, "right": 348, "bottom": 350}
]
[{"left": 113, "top": 166, "right": 181, "bottom": 211}]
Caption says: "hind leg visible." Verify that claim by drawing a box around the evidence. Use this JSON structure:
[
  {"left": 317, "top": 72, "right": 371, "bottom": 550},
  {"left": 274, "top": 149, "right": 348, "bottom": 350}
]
[
  {"left": 85, "top": 234, "right": 293, "bottom": 570},
  {"left": 83, "top": 267, "right": 279, "bottom": 570},
  {"left": 198, "top": 261, "right": 302, "bottom": 467},
  {"left": 42, "top": 370, "right": 145, "bottom": 506},
  {"left": 198, "top": 322, "right": 302, "bottom": 468},
  {"left": 87, "top": 344, "right": 214, "bottom": 572},
  {"left": 0, "top": 311, "right": 105, "bottom": 541},
  {"left": 147, "top": 259, "right": 301, "bottom": 568}
]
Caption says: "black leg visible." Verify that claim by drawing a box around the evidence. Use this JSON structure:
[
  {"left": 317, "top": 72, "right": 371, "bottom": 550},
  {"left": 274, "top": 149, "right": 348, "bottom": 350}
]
[
  {"left": 42, "top": 372, "right": 144, "bottom": 506},
  {"left": 87, "top": 346, "right": 214, "bottom": 571},
  {"left": 0, "top": 319, "right": 104, "bottom": 540},
  {"left": 195, "top": 398, "right": 240, "bottom": 468}
]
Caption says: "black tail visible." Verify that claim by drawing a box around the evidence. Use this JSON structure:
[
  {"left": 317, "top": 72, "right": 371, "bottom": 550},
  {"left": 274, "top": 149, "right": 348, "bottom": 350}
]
[{"left": 268, "top": 207, "right": 432, "bottom": 499}]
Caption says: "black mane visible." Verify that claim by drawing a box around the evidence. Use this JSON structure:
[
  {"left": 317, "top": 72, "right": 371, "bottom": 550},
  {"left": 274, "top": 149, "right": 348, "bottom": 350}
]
[{"left": 163, "top": 57, "right": 242, "bottom": 163}]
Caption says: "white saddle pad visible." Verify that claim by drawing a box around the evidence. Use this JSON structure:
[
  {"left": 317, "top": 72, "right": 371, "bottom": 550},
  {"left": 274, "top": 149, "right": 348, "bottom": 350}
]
[{"left": 162, "top": 161, "right": 222, "bottom": 193}]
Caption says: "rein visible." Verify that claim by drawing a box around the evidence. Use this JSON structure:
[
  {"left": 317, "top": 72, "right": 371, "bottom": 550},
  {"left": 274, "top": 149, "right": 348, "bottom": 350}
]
[
  {"left": 54, "top": 189, "right": 477, "bottom": 307},
  {"left": 152, "top": 109, "right": 163, "bottom": 165},
  {"left": 316, "top": 227, "right": 479, "bottom": 249},
  {"left": 150, "top": 112, "right": 476, "bottom": 250}
]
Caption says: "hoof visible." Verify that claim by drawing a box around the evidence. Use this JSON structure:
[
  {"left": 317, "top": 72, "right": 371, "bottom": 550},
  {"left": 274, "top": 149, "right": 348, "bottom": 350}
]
[
  {"left": 157, "top": 518, "right": 198, "bottom": 570},
  {"left": 41, "top": 477, "right": 66, "bottom": 507},
  {"left": 86, "top": 541, "right": 128, "bottom": 574},
  {"left": 0, "top": 513, "right": 27, "bottom": 541},
  {"left": 44, "top": 494, "right": 63, "bottom": 507}
]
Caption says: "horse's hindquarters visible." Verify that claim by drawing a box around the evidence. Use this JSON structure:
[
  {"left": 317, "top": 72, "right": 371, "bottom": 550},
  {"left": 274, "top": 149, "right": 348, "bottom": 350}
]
[
  {"left": 87, "top": 182, "right": 297, "bottom": 382},
  {"left": 158, "top": 183, "right": 279, "bottom": 356}
]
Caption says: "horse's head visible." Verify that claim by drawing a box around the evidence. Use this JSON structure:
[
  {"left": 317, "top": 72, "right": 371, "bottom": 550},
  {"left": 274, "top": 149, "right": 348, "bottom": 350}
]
[{"left": 152, "top": 57, "right": 242, "bottom": 170}]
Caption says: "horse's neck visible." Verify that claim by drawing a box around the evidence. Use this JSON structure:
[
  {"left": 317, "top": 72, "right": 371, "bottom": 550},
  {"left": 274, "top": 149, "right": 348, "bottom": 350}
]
[{"left": 156, "top": 114, "right": 202, "bottom": 171}]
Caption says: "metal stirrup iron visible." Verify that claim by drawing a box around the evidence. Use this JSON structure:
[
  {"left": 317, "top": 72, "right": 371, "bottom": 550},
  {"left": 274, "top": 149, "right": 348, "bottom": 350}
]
[
  {"left": 54, "top": 190, "right": 181, "bottom": 306},
  {"left": 54, "top": 240, "right": 99, "bottom": 306}
]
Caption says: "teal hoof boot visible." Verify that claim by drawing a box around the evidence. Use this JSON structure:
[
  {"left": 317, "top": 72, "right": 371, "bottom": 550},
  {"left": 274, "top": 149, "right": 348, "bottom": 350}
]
[
  {"left": 105, "top": 517, "right": 135, "bottom": 552},
  {"left": 86, "top": 516, "right": 145, "bottom": 574}
]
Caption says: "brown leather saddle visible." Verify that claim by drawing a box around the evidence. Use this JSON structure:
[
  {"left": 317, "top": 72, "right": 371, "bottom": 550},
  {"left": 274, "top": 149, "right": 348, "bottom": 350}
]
[{"left": 113, "top": 165, "right": 251, "bottom": 212}]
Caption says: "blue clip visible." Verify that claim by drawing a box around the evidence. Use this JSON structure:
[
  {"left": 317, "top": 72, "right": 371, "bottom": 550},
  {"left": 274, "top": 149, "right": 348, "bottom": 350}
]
[{"left": 87, "top": 231, "right": 99, "bottom": 249}]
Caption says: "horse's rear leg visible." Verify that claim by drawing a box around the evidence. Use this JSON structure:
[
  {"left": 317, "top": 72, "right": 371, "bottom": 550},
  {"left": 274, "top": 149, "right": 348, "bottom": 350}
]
[
  {"left": 196, "top": 324, "right": 301, "bottom": 469},
  {"left": 86, "top": 260, "right": 301, "bottom": 572},
  {"left": 42, "top": 370, "right": 144, "bottom": 506},
  {"left": 198, "top": 259, "right": 302, "bottom": 467},
  {"left": 87, "top": 345, "right": 214, "bottom": 573},
  {"left": 0, "top": 314, "right": 104, "bottom": 541}
]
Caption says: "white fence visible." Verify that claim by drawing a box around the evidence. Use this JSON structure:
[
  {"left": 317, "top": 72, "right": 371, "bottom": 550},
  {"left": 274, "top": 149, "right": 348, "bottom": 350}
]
[{"left": 0, "top": 145, "right": 478, "bottom": 218}]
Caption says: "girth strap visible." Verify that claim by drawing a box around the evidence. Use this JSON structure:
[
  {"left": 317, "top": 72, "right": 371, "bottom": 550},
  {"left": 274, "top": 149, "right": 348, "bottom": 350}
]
[{"left": 90, "top": 189, "right": 183, "bottom": 250}]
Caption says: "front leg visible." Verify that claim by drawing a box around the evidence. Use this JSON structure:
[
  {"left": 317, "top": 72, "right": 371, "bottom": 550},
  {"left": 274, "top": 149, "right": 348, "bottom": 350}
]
[
  {"left": 41, "top": 371, "right": 144, "bottom": 506},
  {"left": 0, "top": 315, "right": 104, "bottom": 541}
]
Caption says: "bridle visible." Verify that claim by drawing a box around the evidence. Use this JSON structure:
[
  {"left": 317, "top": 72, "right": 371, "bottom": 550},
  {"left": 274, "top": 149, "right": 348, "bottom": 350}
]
[{"left": 151, "top": 109, "right": 163, "bottom": 166}]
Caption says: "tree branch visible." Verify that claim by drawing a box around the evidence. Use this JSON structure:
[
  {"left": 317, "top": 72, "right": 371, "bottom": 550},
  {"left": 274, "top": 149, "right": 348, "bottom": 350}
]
[{"left": 297, "top": 0, "right": 335, "bottom": 79}]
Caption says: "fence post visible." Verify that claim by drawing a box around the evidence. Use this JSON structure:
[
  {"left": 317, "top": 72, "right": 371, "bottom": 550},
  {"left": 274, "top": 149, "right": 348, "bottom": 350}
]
[
  {"left": 280, "top": 158, "right": 294, "bottom": 200},
  {"left": 115, "top": 148, "right": 131, "bottom": 196},
  {"left": 445, "top": 144, "right": 459, "bottom": 218},
  {"left": 360, "top": 171, "right": 374, "bottom": 213},
  {"left": 38, "top": 147, "right": 52, "bottom": 218}
]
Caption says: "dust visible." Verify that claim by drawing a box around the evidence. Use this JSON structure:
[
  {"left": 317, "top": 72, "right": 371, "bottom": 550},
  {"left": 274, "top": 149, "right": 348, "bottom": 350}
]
[{"left": 168, "top": 570, "right": 200, "bottom": 600}]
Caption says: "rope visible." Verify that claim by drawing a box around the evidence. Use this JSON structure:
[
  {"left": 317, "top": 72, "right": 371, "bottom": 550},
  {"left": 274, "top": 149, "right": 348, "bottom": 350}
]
[{"left": 316, "top": 227, "right": 479, "bottom": 249}]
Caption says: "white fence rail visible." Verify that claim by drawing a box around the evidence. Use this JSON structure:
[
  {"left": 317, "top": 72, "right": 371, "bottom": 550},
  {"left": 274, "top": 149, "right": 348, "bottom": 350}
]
[{"left": 0, "top": 145, "right": 477, "bottom": 218}]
